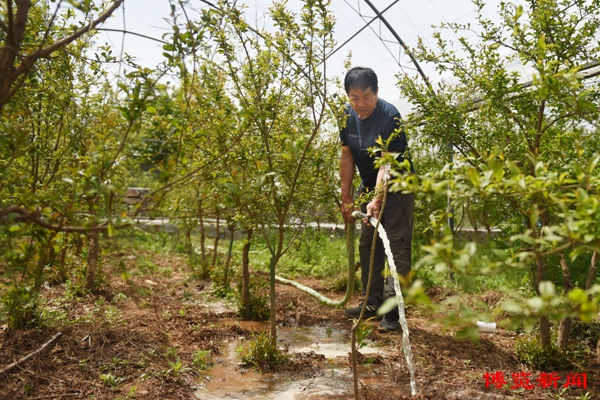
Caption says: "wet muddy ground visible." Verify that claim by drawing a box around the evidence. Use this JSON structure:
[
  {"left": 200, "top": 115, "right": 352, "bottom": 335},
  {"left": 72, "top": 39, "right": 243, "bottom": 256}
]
[{"left": 1, "top": 252, "right": 599, "bottom": 399}]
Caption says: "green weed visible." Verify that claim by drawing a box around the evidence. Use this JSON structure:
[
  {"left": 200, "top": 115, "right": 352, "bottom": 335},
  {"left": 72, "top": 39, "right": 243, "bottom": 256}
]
[
  {"left": 515, "top": 335, "right": 571, "bottom": 370},
  {"left": 362, "top": 357, "right": 375, "bottom": 367},
  {"left": 116, "top": 386, "right": 138, "bottom": 400},
  {"left": 325, "top": 326, "right": 333, "bottom": 338},
  {"left": 192, "top": 350, "right": 213, "bottom": 370},
  {"left": 100, "top": 372, "right": 121, "bottom": 388},
  {"left": 236, "top": 275, "right": 269, "bottom": 321},
  {"left": 36, "top": 297, "right": 69, "bottom": 327},
  {"left": 163, "top": 346, "right": 178, "bottom": 360},
  {"left": 167, "top": 358, "right": 191, "bottom": 377},
  {"left": 104, "top": 306, "right": 122, "bottom": 324},
  {"left": 210, "top": 264, "right": 236, "bottom": 299},
  {"left": 137, "top": 258, "right": 158, "bottom": 274},
  {"left": 354, "top": 317, "right": 375, "bottom": 350},
  {"left": 241, "top": 330, "right": 290, "bottom": 372},
  {"left": 111, "top": 293, "right": 128, "bottom": 303}
]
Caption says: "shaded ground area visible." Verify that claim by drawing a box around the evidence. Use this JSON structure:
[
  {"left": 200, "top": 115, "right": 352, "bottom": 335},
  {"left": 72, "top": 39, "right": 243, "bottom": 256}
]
[{"left": 1, "top": 253, "right": 599, "bottom": 399}]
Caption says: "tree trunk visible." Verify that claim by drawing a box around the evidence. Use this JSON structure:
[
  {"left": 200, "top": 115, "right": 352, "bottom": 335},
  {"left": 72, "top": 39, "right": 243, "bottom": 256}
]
[
  {"left": 242, "top": 229, "right": 252, "bottom": 320},
  {"left": 75, "top": 234, "right": 83, "bottom": 257},
  {"left": 533, "top": 225, "right": 551, "bottom": 348},
  {"left": 47, "top": 241, "right": 56, "bottom": 266},
  {"left": 558, "top": 254, "right": 575, "bottom": 350},
  {"left": 58, "top": 232, "right": 68, "bottom": 282},
  {"left": 185, "top": 227, "right": 192, "bottom": 256},
  {"left": 585, "top": 251, "right": 597, "bottom": 290},
  {"left": 198, "top": 200, "right": 206, "bottom": 263},
  {"left": 224, "top": 224, "right": 235, "bottom": 288},
  {"left": 269, "top": 227, "right": 284, "bottom": 344},
  {"left": 0, "top": 0, "right": 33, "bottom": 107},
  {"left": 24, "top": 233, "right": 52, "bottom": 323},
  {"left": 539, "top": 317, "right": 551, "bottom": 349},
  {"left": 85, "top": 230, "right": 99, "bottom": 291},
  {"left": 212, "top": 212, "right": 220, "bottom": 268},
  {"left": 33, "top": 232, "right": 56, "bottom": 291},
  {"left": 467, "top": 200, "right": 479, "bottom": 236},
  {"left": 558, "top": 319, "right": 572, "bottom": 350},
  {"left": 269, "top": 255, "right": 278, "bottom": 343}
]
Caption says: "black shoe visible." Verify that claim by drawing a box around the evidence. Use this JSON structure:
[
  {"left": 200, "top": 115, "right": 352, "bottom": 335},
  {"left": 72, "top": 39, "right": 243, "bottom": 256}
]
[
  {"left": 378, "top": 316, "right": 401, "bottom": 333},
  {"left": 343, "top": 302, "right": 380, "bottom": 319}
]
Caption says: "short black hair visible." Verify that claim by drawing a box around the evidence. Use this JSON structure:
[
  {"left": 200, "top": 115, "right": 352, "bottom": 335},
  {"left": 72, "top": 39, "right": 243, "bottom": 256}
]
[{"left": 344, "top": 67, "right": 378, "bottom": 94}]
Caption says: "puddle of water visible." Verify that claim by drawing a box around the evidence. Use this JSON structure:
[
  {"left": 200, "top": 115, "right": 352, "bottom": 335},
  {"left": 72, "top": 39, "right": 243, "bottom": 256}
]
[
  {"left": 197, "top": 372, "right": 352, "bottom": 400},
  {"left": 193, "top": 284, "right": 237, "bottom": 315},
  {"left": 279, "top": 326, "right": 381, "bottom": 358},
  {"left": 215, "top": 322, "right": 381, "bottom": 359},
  {"left": 195, "top": 325, "right": 389, "bottom": 399},
  {"left": 196, "top": 341, "right": 265, "bottom": 399},
  {"left": 196, "top": 300, "right": 233, "bottom": 315}
]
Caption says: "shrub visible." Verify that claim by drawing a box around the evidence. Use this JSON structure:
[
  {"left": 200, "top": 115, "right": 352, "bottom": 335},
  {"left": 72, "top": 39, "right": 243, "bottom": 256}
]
[
  {"left": 515, "top": 334, "right": 572, "bottom": 370},
  {"left": 241, "top": 330, "right": 289, "bottom": 372}
]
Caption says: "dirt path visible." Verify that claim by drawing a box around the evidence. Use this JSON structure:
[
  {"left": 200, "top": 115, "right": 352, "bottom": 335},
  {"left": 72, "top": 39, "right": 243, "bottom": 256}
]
[{"left": 1, "top": 254, "right": 598, "bottom": 399}]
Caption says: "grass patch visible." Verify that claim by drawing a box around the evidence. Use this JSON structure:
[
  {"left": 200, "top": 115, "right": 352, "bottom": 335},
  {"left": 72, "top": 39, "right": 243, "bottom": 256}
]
[{"left": 241, "top": 330, "right": 290, "bottom": 372}]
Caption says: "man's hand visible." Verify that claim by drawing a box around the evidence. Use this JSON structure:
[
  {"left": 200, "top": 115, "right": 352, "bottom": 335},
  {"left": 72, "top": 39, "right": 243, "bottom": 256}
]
[
  {"left": 341, "top": 198, "right": 355, "bottom": 223},
  {"left": 365, "top": 198, "right": 382, "bottom": 225}
]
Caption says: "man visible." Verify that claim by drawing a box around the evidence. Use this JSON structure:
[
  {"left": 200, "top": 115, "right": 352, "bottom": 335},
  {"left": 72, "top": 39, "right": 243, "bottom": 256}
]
[{"left": 339, "top": 67, "right": 415, "bottom": 333}]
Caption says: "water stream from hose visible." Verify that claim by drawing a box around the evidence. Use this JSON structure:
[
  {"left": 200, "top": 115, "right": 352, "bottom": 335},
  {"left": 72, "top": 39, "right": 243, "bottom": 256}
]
[
  {"left": 353, "top": 211, "right": 417, "bottom": 396},
  {"left": 377, "top": 219, "right": 417, "bottom": 395}
]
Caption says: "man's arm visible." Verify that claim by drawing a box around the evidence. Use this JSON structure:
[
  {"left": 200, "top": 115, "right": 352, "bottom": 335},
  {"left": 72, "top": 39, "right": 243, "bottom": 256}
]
[
  {"left": 340, "top": 146, "right": 356, "bottom": 223},
  {"left": 365, "top": 151, "right": 396, "bottom": 220}
]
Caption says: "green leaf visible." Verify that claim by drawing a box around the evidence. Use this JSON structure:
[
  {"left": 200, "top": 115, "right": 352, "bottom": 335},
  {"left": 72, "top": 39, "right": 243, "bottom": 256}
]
[
  {"left": 538, "top": 281, "right": 555, "bottom": 300},
  {"left": 377, "top": 297, "right": 398, "bottom": 316},
  {"left": 537, "top": 34, "right": 546, "bottom": 54},
  {"left": 514, "top": 4, "right": 524, "bottom": 20},
  {"left": 526, "top": 297, "right": 544, "bottom": 311},
  {"left": 456, "top": 325, "right": 479, "bottom": 342},
  {"left": 567, "top": 288, "right": 587, "bottom": 304},
  {"left": 501, "top": 300, "right": 522, "bottom": 313}
]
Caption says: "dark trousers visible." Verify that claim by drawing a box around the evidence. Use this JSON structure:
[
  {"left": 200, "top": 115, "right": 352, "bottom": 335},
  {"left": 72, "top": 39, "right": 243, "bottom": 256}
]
[{"left": 359, "top": 191, "right": 415, "bottom": 307}]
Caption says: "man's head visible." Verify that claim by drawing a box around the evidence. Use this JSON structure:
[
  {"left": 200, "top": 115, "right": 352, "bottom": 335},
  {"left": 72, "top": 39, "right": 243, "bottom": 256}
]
[{"left": 344, "top": 67, "right": 378, "bottom": 119}]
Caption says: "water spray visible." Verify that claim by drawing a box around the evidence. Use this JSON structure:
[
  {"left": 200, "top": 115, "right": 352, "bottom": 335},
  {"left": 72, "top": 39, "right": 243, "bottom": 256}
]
[{"left": 351, "top": 209, "right": 418, "bottom": 396}]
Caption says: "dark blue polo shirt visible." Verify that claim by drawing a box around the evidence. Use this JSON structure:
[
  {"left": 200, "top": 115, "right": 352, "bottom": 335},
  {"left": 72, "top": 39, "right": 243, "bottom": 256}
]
[{"left": 340, "top": 98, "right": 411, "bottom": 191}]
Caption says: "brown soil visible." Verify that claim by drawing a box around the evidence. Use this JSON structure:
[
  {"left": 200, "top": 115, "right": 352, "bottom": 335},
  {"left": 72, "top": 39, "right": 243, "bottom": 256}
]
[{"left": 1, "top": 253, "right": 598, "bottom": 400}]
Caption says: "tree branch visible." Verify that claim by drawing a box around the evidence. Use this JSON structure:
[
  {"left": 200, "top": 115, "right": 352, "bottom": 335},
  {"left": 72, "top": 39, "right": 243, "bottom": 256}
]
[
  {"left": 0, "top": 332, "right": 62, "bottom": 375},
  {"left": 0, "top": 206, "right": 112, "bottom": 233},
  {"left": 534, "top": 98, "right": 546, "bottom": 156},
  {"left": 559, "top": 252, "right": 575, "bottom": 292},
  {"left": 17, "top": 0, "right": 124, "bottom": 75},
  {"left": 0, "top": 0, "right": 124, "bottom": 109}
]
